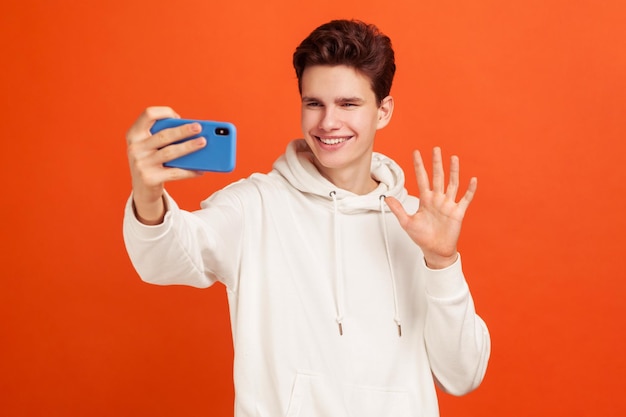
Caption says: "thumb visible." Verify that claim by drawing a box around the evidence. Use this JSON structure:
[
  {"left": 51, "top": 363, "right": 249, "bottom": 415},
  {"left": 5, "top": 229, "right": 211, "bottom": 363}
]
[{"left": 384, "top": 196, "right": 410, "bottom": 227}]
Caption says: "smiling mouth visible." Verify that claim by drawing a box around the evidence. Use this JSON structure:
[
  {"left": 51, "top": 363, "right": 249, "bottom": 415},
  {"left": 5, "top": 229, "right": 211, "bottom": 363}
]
[{"left": 316, "top": 136, "right": 351, "bottom": 145}]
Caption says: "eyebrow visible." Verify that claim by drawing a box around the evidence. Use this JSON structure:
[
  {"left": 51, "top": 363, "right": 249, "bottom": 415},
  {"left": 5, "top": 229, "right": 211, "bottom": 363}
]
[{"left": 301, "top": 96, "right": 366, "bottom": 104}]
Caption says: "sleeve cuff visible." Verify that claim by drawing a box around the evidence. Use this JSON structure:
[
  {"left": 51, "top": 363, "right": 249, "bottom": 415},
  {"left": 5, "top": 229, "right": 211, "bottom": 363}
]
[
  {"left": 423, "top": 253, "right": 470, "bottom": 300},
  {"left": 123, "top": 190, "right": 179, "bottom": 240}
]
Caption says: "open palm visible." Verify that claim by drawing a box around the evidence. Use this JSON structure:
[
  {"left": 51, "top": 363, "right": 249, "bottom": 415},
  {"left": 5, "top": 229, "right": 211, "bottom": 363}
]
[{"left": 385, "top": 147, "right": 477, "bottom": 269}]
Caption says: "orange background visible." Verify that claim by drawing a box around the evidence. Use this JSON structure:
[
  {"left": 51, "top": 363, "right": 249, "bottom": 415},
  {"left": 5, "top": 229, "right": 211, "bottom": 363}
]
[{"left": 1, "top": 0, "right": 625, "bottom": 416}]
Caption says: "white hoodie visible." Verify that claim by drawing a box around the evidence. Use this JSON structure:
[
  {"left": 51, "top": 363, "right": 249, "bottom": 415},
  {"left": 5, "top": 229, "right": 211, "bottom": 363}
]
[{"left": 123, "top": 139, "right": 490, "bottom": 417}]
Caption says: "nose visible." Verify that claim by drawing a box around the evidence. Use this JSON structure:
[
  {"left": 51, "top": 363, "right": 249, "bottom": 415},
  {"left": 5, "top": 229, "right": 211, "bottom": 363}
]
[{"left": 319, "top": 107, "right": 342, "bottom": 131}]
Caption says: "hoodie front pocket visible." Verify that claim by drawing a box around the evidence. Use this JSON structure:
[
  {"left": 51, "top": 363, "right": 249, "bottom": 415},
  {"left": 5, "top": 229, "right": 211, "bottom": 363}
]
[
  {"left": 345, "top": 385, "right": 411, "bottom": 417},
  {"left": 285, "top": 372, "right": 412, "bottom": 417},
  {"left": 285, "top": 372, "right": 345, "bottom": 417}
]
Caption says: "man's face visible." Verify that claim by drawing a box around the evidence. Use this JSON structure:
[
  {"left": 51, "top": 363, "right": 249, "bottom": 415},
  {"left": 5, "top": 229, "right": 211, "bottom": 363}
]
[{"left": 300, "top": 65, "right": 393, "bottom": 191}]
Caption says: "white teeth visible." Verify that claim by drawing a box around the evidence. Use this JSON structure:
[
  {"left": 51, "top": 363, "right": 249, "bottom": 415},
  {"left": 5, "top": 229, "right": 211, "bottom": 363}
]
[{"left": 319, "top": 137, "right": 348, "bottom": 145}]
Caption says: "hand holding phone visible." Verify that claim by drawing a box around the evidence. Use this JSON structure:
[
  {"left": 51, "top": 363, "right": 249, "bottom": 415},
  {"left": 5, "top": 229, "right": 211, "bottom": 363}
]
[{"left": 150, "top": 118, "right": 237, "bottom": 172}]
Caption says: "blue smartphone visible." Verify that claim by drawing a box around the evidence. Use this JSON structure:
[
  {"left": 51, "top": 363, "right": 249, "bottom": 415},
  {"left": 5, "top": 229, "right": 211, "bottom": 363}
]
[{"left": 150, "top": 118, "right": 236, "bottom": 172}]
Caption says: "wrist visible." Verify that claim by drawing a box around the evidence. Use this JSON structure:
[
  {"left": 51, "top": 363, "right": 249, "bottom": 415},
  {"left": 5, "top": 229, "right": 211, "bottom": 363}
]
[
  {"left": 423, "top": 252, "right": 458, "bottom": 270},
  {"left": 132, "top": 194, "right": 167, "bottom": 225}
]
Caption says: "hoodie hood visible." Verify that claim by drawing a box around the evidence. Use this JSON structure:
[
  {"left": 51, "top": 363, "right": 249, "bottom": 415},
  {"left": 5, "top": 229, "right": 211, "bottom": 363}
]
[{"left": 272, "top": 139, "right": 409, "bottom": 213}]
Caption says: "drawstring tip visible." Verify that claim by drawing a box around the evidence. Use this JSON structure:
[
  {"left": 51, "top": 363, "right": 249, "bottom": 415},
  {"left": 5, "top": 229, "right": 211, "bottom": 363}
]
[
  {"left": 338, "top": 322, "right": 343, "bottom": 336},
  {"left": 397, "top": 324, "right": 402, "bottom": 337}
]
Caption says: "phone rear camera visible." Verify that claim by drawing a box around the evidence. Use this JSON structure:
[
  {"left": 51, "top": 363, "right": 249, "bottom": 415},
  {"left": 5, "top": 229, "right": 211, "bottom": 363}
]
[{"left": 215, "top": 127, "right": 230, "bottom": 136}]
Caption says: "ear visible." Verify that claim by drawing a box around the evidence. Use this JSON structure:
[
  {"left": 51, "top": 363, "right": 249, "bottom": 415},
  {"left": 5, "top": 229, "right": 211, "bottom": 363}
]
[{"left": 376, "top": 95, "right": 394, "bottom": 130}]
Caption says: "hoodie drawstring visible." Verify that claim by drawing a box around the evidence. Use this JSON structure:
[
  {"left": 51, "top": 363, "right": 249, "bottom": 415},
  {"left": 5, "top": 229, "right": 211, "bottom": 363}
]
[
  {"left": 328, "top": 191, "right": 402, "bottom": 338},
  {"left": 329, "top": 191, "right": 345, "bottom": 336},
  {"left": 380, "top": 195, "right": 403, "bottom": 337}
]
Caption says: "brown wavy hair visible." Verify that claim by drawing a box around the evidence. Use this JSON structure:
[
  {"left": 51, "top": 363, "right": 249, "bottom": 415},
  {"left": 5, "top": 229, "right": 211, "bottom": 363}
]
[{"left": 293, "top": 19, "right": 396, "bottom": 106}]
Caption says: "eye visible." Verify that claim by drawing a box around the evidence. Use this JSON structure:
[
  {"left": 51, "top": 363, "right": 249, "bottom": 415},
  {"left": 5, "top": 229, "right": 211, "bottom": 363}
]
[
  {"left": 340, "top": 101, "right": 361, "bottom": 108},
  {"left": 305, "top": 101, "right": 322, "bottom": 108}
]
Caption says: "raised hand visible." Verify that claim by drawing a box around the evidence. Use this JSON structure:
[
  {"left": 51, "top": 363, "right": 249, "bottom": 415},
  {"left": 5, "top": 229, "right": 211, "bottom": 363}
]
[
  {"left": 126, "top": 106, "right": 206, "bottom": 224},
  {"left": 385, "top": 147, "right": 477, "bottom": 269}
]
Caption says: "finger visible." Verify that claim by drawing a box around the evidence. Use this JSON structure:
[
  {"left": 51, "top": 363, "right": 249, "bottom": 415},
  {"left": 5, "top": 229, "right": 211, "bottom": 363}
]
[
  {"left": 413, "top": 150, "right": 431, "bottom": 196},
  {"left": 384, "top": 196, "right": 411, "bottom": 229},
  {"left": 432, "top": 147, "right": 444, "bottom": 194},
  {"left": 446, "top": 155, "right": 460, "bottom": 201},
  {"left": 149, "top": 122, "right": 202, "bottom": 150},
  {"left": 155, "top": 134, "right": 206, "bottom": 165},
  {"left": 458, "top": 177, "right": 478, "bottom": 211},
  {"left": 126, "top": 106, "right": 180, "bottom": 144},
  {"left": 138, "top": 163, "right": 205, "bottom": 188},
  {"left": 127, "top": 122, "right": 203, "bottom": 166},
  {"left": 163, "top": 167, "right": 205, "bottom": 183}
]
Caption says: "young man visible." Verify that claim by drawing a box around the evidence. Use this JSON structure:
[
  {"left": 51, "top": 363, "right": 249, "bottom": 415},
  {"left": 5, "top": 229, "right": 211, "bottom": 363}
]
[{"left": 124, "top": 19, "right": 490, "bottom": 417}]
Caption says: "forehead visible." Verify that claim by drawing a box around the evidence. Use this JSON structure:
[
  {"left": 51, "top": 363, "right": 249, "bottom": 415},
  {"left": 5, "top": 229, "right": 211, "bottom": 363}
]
[{"left": 300, "top": 65, "right": 376, "bottom": 100}]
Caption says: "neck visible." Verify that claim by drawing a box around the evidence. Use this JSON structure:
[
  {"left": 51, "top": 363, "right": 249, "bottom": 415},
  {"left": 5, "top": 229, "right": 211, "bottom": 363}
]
[{"left": 316, "top": 164, "right": 379, "bottom": 195}]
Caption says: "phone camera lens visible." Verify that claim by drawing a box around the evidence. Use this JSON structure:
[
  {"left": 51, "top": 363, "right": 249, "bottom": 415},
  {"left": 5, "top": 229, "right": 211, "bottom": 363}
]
[{"left": 215, "top": 127, "right": 229, "bottom": 136}]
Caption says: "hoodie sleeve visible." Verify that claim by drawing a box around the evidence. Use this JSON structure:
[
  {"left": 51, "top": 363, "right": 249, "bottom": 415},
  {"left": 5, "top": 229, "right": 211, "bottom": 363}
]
[
  {"left": 122, "top": 190, "right": 243, "bottom": 290},
  {"left": 423, "top": 255, "right": 491, "bottom": 396}
]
